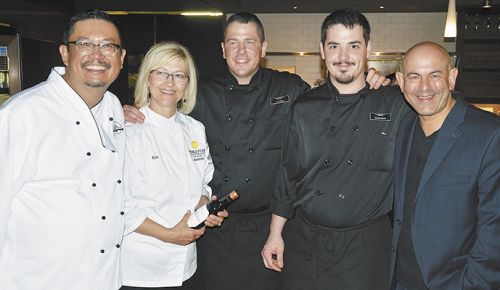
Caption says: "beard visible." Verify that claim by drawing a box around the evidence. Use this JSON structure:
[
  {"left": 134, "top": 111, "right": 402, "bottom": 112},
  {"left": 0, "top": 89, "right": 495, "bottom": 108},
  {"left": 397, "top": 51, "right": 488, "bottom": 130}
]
[
  {"left": 331, "top": 61, "right": 356, "bottom": 84},
  {"left": 333, "top": 72, "right": 355, "bottom": 84}
]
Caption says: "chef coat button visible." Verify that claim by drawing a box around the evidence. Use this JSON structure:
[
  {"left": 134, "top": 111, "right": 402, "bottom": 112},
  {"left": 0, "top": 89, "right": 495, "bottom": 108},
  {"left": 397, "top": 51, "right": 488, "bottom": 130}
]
[
  {"left": 120, "top": 211, "right": 125, "bottom": 215},
  {"left": 86, "top": 152, "right": 91, "bottom": 156},
  {"left": 338, "top": 193, "right": 345, "bottom": 199},
  {"left": 324, "top": 159, "right": 329, "bottom": 164},
  {"left": 75, "top": 121, "right": 80, "bottom": 125},
  {"left": 111, "top": 150, "right": 116, "bottom": 153},
  {"left": 101, "top": 216, "right": 106, "bottom": 220},
  {"left": 391, "top": 247, "right": 396, "bottom": 253},
  {"left": 109, "top": 117, "right": 114, "bottom": 121},
  {"left": 100, "top": 249, "right": 105, "bottom": 254},
  {"left": 245, "top": 178, "right": 251, "bottom": 183},
  {"left": 226, "top": 115, "right": 232, "bottom": 121},
  {"left": 248, "top": 148, "right": 254, "bottom": 153},
  {"left": 347, "top": 160, "right": 354, "bottom": 165},
  {"left": 228, "top": 85, "right": 234, "bottom": 90},
  {"left": 115, "top": 244, "right": 121, "bottom": 248},
  {"left": 396, "top": 219, "right": 401, "bottom": 226},
  {"left": 92, "top": 183, "right": 96, "bottom": 187},
  {"left": 329, "top": 126, "right": 335, "bottom": 132},
  {"left": 315, "top": 190, "right": 322, "bottom": 196},
  {"left": 224, "top": 176, "right": 230, "bottom": 182},
  {"left": 117, "top": 179, "right": 122, "bottom": 184},
  {"left": 249, "top": 117, "right": 254, "bottom": 123},
  {"left": 335, "top": 96, "right": 340, "bottom": 102},
  {"left": 353, "top": 125, "right": 359, "bottom": 131},
  {"left": 225, "top": 145, "right": 231, "bottom": 152}
]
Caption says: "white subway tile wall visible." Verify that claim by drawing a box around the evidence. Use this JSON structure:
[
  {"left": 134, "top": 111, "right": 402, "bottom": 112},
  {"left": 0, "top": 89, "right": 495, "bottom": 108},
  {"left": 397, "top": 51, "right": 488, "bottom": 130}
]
[{"left": 250, "top": 13, "right": 456, "bottom": 86}]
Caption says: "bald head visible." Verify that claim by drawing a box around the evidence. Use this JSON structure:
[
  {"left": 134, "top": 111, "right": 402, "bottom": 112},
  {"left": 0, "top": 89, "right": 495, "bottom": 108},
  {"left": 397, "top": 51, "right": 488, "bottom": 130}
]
[{"left": 402, "top": 41, "right": 452, "bottom": 73}]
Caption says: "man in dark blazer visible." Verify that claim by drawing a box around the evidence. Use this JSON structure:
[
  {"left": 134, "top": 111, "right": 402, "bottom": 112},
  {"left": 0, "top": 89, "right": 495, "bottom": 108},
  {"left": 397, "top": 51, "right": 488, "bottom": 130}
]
[{"left": 390, "top": 41, "right": 500, "bottom": 290}]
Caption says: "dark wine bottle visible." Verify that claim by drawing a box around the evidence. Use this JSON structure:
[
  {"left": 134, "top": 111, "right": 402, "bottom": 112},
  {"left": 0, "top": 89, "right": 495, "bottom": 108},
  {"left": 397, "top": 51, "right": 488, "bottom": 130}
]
[{"left": 190, "top": 190, "right": 239, "bottom": 229}]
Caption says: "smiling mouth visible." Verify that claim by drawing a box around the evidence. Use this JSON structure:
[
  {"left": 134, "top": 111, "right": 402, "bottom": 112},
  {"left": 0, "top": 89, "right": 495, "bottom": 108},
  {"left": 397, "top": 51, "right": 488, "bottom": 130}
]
[
  {"left": 82, "top": 61, "right": 111, "bottom": 71},
  {"left": 416, "top": 95, "right": 434, "bottom": 103}
]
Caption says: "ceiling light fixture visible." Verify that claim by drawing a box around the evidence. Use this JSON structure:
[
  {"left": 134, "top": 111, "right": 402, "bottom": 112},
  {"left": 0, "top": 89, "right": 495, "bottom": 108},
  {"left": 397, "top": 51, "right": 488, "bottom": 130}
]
[
  {"left": 444, "top": 0, "right": 457, "bottom": 38},
  {"left": 483, "top": 0, "right": 492, "bottom": 8},
  {"left": 105, "top": 11, "right": 223, "bottom": 16},
  {"left": 380, "top": 6, "right": 384, "bottom": 9},
  {"left": 180, "top": 11, "right": 223, "bottom": 16},
  {"left": 293, "top": 6, "right": 298, "bottom": 10}
]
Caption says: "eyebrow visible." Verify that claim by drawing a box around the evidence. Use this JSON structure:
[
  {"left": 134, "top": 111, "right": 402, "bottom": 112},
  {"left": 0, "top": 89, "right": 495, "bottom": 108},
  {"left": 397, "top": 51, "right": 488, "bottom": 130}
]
[{"left": 326, "top": 40, "right": 362, "bottom": 45}]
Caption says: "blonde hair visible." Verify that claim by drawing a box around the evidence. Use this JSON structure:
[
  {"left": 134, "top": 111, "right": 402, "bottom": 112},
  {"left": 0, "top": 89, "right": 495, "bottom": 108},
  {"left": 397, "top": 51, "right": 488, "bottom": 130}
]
[{"left": 134, "top": 41, "right": 198, "bottom": 114}]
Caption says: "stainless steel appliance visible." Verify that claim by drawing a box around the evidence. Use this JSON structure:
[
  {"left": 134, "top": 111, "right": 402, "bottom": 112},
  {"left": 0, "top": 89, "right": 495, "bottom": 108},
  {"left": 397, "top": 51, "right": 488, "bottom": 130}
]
[{"left": 0, "top": 34, "right": 62, "bottom": 105}]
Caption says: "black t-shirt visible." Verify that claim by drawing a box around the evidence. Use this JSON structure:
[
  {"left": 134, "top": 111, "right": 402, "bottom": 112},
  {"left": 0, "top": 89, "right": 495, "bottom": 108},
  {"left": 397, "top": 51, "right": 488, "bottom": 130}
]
[{"left": 396, "top": 124, "right": 438, "bottom": 290}]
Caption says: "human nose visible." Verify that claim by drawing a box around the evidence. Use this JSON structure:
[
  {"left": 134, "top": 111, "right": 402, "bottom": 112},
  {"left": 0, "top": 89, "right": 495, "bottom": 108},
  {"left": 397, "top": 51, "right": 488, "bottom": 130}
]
[
  {"left": 89, "top": 43, "right": 105, "bottom": 58},
  {"left": 236, "top": 42, "right": 246, "bottom": 52},
  {"left": 163, "top": 73, "right": 175, "bottom": 84},
  {"left": 418, "top": 76, "right": 431, "bottom": 90},
  {"left": 338, "top": 47, "right": 349, "bottom": 60}
]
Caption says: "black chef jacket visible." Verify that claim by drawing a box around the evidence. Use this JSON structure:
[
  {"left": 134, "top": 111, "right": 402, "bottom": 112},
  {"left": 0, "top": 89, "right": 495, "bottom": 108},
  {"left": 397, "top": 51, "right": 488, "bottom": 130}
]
[
  {"left": 191, "top": 67, "right": 310, "bottom": 213},
  {"left": 271, "top": 78, "right": 410, "bottom": 228}
]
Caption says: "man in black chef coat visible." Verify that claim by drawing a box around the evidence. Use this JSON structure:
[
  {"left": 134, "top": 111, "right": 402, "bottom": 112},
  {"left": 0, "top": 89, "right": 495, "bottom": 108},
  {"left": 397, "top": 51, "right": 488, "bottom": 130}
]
[
  {"left": 124, "top": 11, "right": 389, "bottom": 290},
  {"left": 261, "top": 9, "right": 410, "bottom": 290}
]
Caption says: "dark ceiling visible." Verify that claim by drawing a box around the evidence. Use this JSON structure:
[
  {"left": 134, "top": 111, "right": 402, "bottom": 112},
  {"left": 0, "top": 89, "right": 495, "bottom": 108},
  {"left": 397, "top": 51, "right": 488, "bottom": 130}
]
[{"left": 2, "top": 0, "right": 490, "bottom": 14}]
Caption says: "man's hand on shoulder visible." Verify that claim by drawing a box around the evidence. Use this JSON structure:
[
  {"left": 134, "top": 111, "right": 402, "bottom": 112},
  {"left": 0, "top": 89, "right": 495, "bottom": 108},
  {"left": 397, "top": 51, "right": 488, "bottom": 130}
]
[{"left": 366, "top": 68, "right": 392, "bottom": 89}]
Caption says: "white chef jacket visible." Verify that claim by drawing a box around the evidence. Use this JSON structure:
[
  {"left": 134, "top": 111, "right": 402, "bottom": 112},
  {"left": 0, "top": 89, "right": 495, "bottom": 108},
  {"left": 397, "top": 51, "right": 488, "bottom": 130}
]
[
  {"left": 122, "top": 106, "right": 214, "bottom": 287},
  {"left": 0, "top": 67, "right": 126, "bottom": 290}
]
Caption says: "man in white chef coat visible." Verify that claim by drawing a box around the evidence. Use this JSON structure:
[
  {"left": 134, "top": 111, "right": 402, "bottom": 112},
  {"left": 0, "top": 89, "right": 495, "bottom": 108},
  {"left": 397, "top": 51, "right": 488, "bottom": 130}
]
[{"left": 0, "top": 10, "right": 127, "bottom": 290}]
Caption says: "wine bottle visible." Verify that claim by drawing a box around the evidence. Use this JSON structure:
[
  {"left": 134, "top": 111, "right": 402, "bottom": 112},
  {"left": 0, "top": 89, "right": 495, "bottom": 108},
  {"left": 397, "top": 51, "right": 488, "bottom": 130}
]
[{"left": 188, "top": 190, "right": 239, "bottom": 229}]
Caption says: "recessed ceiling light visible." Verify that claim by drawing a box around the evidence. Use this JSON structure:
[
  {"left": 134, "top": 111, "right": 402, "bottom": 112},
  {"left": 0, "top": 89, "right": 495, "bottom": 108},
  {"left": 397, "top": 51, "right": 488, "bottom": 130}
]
[
  {"left": 379, "top": 6, "right": 385, "bottom": 9},
  {"left": 293, "top": 6, "right": 298, "bottom": 10}
]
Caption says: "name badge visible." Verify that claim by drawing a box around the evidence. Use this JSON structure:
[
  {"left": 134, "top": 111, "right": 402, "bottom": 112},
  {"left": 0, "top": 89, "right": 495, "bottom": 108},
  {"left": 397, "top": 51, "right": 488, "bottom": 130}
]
[
  {"left": 369, "top": 112, "right": 391, "bottom": 121},
  {"left": 270, "top": 95, "right": 290, "bottom": 105}
]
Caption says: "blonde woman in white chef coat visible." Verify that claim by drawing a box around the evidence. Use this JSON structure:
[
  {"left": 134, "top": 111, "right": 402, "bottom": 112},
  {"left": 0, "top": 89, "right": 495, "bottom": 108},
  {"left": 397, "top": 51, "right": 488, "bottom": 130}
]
[{"left": 121, "top": 42, "right": 225, "bottom": 290}]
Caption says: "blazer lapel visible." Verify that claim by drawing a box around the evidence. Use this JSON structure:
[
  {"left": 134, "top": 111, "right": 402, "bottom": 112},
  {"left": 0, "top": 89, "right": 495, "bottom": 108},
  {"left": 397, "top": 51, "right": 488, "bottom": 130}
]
[{"left": 415, "top": 97, "right": 468, "bottom": 198}]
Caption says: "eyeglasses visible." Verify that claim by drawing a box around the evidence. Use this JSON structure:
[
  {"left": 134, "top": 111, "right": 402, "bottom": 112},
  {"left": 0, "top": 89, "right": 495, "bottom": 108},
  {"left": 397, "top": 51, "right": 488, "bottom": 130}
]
[
  {"left": 66, "top": 40, "right": 121, "bottom": 57},
  {"left": 150, "top": 70, "right": 189, "bottom": 84}
]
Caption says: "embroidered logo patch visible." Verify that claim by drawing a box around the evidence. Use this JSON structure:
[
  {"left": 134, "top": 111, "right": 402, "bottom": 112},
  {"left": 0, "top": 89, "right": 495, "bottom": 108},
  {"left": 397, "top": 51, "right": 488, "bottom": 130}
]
[
  {"left": 191, "top": 140, "right": 199, "bottom": 149},
  {"left": 112, "top": 121, "right": 124, "bottom": 135}
]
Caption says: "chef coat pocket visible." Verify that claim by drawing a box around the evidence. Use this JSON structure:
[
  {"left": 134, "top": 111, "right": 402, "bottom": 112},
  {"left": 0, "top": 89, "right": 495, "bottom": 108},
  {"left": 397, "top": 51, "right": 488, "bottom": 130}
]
[
  {"left": 261, "top": 117, "right": 286, "bottom": 151},
  {"left": 367, "top": 133, "right": 396, "bottom": 172}
]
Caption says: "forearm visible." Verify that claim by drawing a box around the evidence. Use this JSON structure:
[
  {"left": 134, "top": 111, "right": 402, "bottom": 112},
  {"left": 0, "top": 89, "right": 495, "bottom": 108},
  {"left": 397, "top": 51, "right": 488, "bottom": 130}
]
[
  {"left": 196, "top": 195, "right": 209, "bottom": 210},
  {"left": 269, "top": 214, "right": 287, "bottom": 238},
  {"left": 135, "top": 217, "right": 175, "bottom": 243}
]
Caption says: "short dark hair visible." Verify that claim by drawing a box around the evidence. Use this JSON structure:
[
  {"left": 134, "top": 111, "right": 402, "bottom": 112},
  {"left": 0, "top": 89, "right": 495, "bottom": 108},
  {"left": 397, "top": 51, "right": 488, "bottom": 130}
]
[
  {"left": 224, "top": 12, "right": 265, "bottom": 42},
  {"left": 63, "top": 10, "right": 122, "bottom": 44},
  {"left": 321, "top": 8, "right": 371, "bottom": 46}
]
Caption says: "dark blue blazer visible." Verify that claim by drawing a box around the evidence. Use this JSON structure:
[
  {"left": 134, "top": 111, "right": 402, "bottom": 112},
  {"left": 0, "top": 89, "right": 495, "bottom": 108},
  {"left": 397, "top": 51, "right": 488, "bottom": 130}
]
[{"left": 389, "top": 95, "right": 500, "bottom": 290}]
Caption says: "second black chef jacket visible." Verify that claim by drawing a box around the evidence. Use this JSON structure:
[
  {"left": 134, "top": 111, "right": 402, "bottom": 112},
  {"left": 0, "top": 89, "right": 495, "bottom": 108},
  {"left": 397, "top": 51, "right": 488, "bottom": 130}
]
[{"left": 271, "top": 78, "right": 411, "bottom": 228}]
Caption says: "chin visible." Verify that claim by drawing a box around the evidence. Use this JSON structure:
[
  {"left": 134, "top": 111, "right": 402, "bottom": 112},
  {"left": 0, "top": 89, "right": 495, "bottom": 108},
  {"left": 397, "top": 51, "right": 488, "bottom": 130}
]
[{"left": 84, "top": 80, "right": 107, "bottom": 88}]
